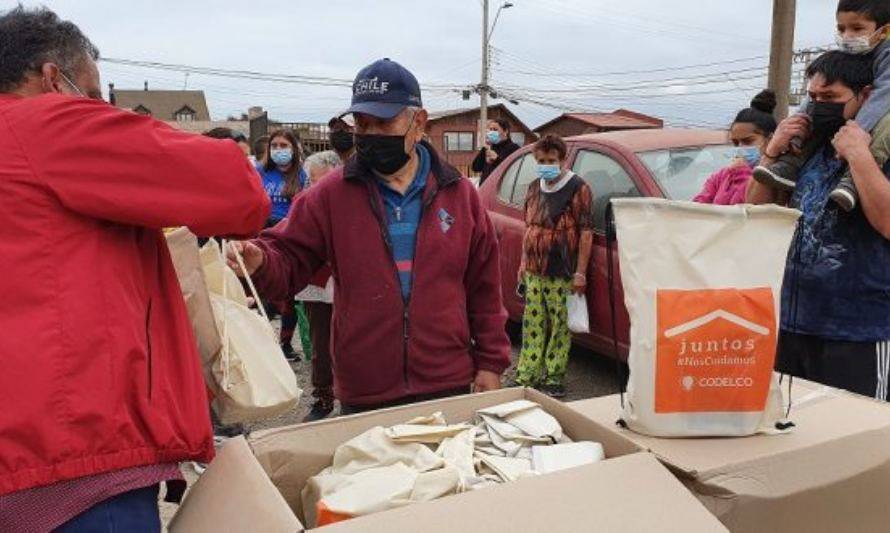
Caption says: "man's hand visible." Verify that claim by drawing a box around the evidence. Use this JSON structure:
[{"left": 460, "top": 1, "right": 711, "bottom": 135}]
[
  {"left": 473, "top": 370, "right": 501, "bottom": 392},
  {"left": 765, "top": 114, "right": 811, "bottom": 159},
  {"left": 226, "top": 240, "right": 265, "bottom": 277},
  {"left": 572, "top": 273, "right": 586, "bottom": 295},
  {"left": 833, "top": 120, "right": 872, "bottom": 162}
]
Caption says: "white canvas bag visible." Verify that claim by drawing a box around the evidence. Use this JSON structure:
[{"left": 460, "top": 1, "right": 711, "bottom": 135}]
[
  {"left": 208, "top": 239, "right": 301, "bottom": 425},
  {"left": 612, "top": 199, "right": 800, "bottom": 437}
]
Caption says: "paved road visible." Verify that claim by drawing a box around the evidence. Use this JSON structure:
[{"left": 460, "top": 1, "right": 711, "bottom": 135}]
[{"left": 252, "top": 322, "right": 623, "bottom": 430}]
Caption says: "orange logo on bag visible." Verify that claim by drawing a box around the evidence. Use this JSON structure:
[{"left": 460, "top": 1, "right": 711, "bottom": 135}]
[{"left": 655, "top": 287, "right": 776, "bottom": 413}]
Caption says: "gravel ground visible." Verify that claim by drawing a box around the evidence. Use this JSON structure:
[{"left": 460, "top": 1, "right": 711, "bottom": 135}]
[{"left": 159, "top": 321, "right": 623, "bottom": 527}]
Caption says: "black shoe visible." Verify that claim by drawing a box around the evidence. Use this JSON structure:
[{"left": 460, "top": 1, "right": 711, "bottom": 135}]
[
  {"left": 281, "top": 343, "right": 298, "bottom": 362},
  {"left": 829, "top": 177, "right": 858, "bottom": 212},
  {"left": 302, "top": 400, "right": 335, "bottom": 423},
  {"left": 540, "top": 383, "right": 566, "bottom": 399},
  {"left": 753, "top": 164, "right": 798, "bottom": 192}
]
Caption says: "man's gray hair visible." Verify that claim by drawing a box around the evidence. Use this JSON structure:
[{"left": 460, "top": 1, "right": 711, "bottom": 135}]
[
  {"left": 303, "top": 150, "right": 342, "bottom": 175},
  {"left": 0, "top": 6, "right": 100, "bottom": 92}
]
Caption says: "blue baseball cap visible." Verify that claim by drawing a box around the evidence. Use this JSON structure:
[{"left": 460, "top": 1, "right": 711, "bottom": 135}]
[{"left": 344, "top": 58, "right": 423, "bottom": 120}]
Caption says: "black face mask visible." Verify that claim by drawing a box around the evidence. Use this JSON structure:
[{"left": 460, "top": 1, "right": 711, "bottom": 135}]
[
  {"left": 808, "top": 100, "right": 849, "bottom": 138},
  {"left": 355, "top": 116, "right": 416, "bottom": 175},
  {"left": 329, "top": 130, "right": 355, "bottom": 153}
]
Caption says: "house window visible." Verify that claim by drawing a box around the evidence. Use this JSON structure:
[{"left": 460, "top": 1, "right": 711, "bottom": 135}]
[
  {"left": 174, "top": 106, "right": 197, "bottom": 122},
  {"left": 510, "top": 132, "right": 525, "bottom": 145},
  {"left": 444, "top": 131, "right": 474, "bottom": 152}
]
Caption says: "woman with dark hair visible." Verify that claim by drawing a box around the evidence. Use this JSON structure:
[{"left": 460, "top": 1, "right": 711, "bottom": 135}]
[
  {"left": 472, "top": 117, "right": 521, "bottom": 185},
  {"left": 255, "top": 129, "right": 308, "bottom": 360},
  {"left": 516, "top": 135, "right": 594, "bottom": 398},
  {"left": 258, "top": 128, "right": 307, "bottom": 227},
  {"left": 693, "top": 90, "right": 778, "bottom": 205}
]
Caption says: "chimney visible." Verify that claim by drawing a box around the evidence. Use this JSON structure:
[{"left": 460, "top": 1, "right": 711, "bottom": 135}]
[
  {"left": 144, "top": 81, "right": 148, "bottom": 91},
  {"left": 108, "top": 83, "right": 115, "bottom": 105},
  {"left": 248, "top": 106, "right": 264, "bottom": 120}
]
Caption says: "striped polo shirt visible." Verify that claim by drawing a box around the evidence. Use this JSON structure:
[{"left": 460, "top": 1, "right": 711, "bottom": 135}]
[{"left": 376, "top": 144, "right": 431, "bottom": 301}]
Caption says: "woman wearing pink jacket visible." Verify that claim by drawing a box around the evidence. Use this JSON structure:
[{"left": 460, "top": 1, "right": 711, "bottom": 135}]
[{"left": 694, "top": 90, "right": 778, "bottom": 205}]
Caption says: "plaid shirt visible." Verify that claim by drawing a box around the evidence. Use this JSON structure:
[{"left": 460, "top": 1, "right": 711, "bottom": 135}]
[{"left": 0, "top": 463, "right": 182, "bottom": 532}]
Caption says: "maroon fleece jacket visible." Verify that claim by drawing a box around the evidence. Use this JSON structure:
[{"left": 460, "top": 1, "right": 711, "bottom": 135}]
[{"left": 252, "top": 142, "right": 511, "bottom": 406}]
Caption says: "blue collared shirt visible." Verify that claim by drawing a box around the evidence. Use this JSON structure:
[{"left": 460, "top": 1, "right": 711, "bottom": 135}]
[{"left": 376, "top": 144, "right": 431, "bottom": 301}]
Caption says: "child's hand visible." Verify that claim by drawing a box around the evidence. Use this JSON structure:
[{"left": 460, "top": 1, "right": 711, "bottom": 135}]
[{"left": 832, "top": 121, "right": 872, "bottom": 162}]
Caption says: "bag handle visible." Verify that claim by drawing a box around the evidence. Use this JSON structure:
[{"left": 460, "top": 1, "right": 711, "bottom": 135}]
[
  {"left": 225, "top": 240, "right": 270, "bottom": 323},
  {"left": 217, "top": 239, "right": 272, "bottom": 391},
  {"left": 605, "top": 201, "right": 626, "bottom": 410},
  {"left": 220, "top": 240, "right": 232, "bottom": 391}
]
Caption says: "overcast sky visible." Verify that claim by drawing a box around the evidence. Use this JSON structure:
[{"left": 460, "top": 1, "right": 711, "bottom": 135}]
[{"left": 24, "top": 0, "right": 838, "bottom": 129}]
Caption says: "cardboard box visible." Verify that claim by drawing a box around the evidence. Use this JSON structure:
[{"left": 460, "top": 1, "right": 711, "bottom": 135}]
[
  {"left": 568, "top": 380, "right": 890, "bottom": 533},
  {"left": 170, "top": 388, "right": 727, "bottom": 532}
]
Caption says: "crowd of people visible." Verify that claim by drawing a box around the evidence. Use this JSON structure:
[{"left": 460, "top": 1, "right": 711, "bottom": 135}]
[{"left": 1, "top": 0, "right": 890, "bottom": 530}]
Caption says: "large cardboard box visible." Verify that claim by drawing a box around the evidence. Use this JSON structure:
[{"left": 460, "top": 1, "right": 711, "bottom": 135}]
[
  {"left": 568, "top": 380, "right": 890, "bottom": 533},
  {"left": 171, "top": 388, "right": 728, "bottom": 532}
]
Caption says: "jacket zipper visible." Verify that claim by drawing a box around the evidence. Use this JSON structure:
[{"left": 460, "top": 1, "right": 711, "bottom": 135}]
[
  {"left": 145, "top": 298, "right": 153, "bottom": 401},
  {"left": 366, "top": 182, "right": 440, "bottom": 391}
]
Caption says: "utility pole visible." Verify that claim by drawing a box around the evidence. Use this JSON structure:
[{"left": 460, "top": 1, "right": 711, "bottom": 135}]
[
  {"left": 479, "top": 0, "right": 490, "bottom": 149},
  {"left": 767, "top": 0, "right": 797, "bottom": 120}
]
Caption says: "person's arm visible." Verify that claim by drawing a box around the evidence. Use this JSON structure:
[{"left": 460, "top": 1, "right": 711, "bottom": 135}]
[
  {"left": 17, "top": 96, "right": 269, "bottom": 237},
  {"left": 518, "top": 228, "right": 530, "bottom": 280},
  {"left": 471, "top": 147, "right": 487, "bottom": 172},
  {"left": 572, "top": 183, "right": 594, "bottom": 295},
  {"left": 464, "top": 187, "right": 511, "bottom": 390},
  {"left": 228, "top": 185, "right": 330, "bottom": 302},
  {"left": 855, "top": 48, "right": 890, "bottom": 132},
  {"left": 693, "top": 170, "right": 722, "bottom": 204},
  {"left": 834, "top": 121, "right": 890, "bottom": 239}
]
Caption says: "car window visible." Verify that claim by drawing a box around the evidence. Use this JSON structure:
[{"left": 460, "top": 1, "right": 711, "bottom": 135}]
[
  {"left": 636, "top": 145, "right": 733, "bottom": 201},
  {"left": 497, "top": 154, "right": 524, "bottom": 204},
  {"left": 510, "top": 153, "right": 540, "bottom": 206},
  {"left": 572, "top": 150, "right": 641, "bottom": 232}
]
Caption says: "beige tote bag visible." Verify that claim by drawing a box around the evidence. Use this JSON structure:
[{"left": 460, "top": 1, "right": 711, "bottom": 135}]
[
  {"left": 210, "top": 240, "right": 301, "bottom": 425},
  {"left": 612, "top": 199, "right": 800, "bottom": 437}
]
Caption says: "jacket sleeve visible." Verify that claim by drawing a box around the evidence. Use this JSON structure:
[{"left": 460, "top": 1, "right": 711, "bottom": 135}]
[
  {"left": 857, "top": 47, "right": 890, "bottom": 133},
  {"left": 471, "top": 148, "right": 487, "bottom": 173},
  {"left": 18, "top": 96, "right": 269, "bottom": 237},
  {"left": 693, "top": 169, "right": 721, "bottom": 204},
  {"left": 464, "top": 185, "right": 512, "bottom": 375},
  {"left": 251, "top": 185, "right": 330, "bottom": 302}
]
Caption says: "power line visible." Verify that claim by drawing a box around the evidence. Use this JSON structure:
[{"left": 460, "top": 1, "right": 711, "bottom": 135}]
[{"left": 100, "top": 57, "right": 464, "bottom": 90}]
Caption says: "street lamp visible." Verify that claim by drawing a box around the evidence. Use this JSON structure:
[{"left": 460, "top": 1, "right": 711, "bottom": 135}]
[{"left": 489, "top": 2, "right": 514, "bottom": 40}]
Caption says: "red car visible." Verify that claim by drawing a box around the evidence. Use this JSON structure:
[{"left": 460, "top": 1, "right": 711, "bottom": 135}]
[{"left": 479, "top": 129, "right": 730, "bottom": 359}]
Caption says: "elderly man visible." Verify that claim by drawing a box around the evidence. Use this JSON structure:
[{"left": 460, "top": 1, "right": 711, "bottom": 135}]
[
  {"left": 230, "top": 58, "right": 511, "bottom": 414},
  {"left": 748, "top": 51, "right": 890, "bottom": 400},
  {"left": 0, "top": 6, "right": 269, "bottom": 532}
]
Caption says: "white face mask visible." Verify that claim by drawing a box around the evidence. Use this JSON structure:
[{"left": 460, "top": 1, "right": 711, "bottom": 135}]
[{"left": 835, "top": 28, "right": 883, "bottom": 55}]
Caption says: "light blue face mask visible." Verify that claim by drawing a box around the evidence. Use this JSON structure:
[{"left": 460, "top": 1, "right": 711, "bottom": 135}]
[
  {"left": 537, "top": 164, "right": 561, "bottom": 181},
  {"left": 270, "top": 148, "right": 294, "bottom": 167},
  {"left": 728, "top": 146, "right": 761, "bottom": 167},
  {"left": 487, "top": 130, "right": 501, "bottom": 144}
]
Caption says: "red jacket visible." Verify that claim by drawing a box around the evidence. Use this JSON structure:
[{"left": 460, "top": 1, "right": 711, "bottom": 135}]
[
  {"left": 254, "top": 142, "right": 511, "bottom": 406},
  {"left": 0, "top": 94, "right": 269, "bottom": 495}
]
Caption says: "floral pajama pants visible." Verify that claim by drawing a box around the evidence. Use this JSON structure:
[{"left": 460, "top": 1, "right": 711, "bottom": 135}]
[{"left": 517, "top": 273, "right": 572, "bottom": 387}]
